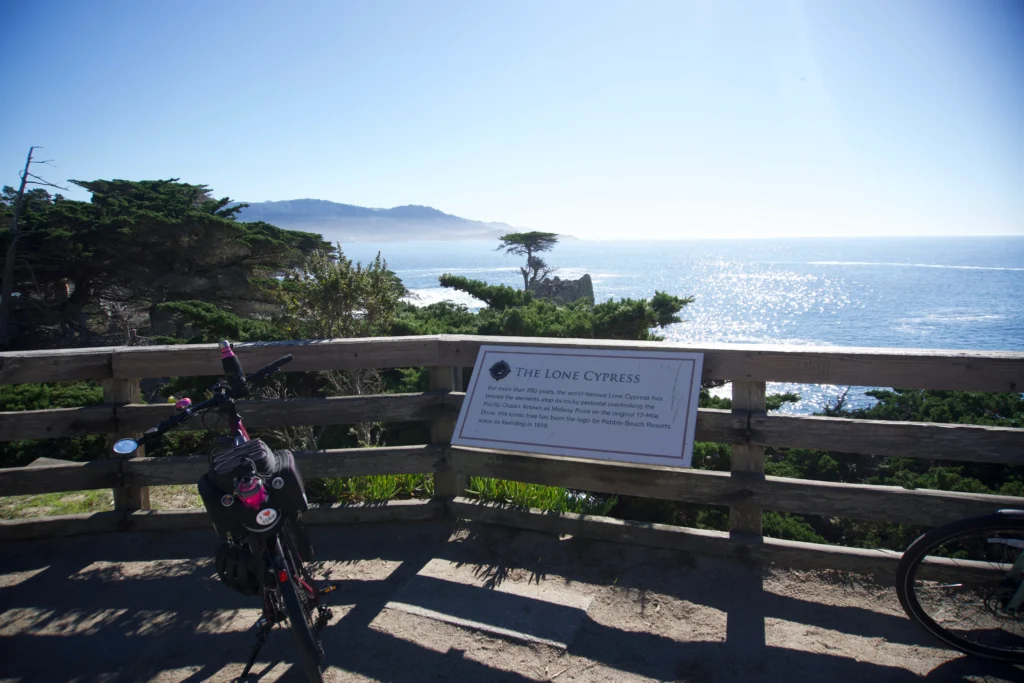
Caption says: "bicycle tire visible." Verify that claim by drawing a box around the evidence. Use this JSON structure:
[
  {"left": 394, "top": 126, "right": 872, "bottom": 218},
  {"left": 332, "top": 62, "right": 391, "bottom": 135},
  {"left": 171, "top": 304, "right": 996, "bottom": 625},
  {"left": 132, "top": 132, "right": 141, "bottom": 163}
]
[
  {"left": 896, "top": 512, "right": 1024, "bottom": 662},
  {"left": 278, "top": 549, "right": 324, "bottom": 682}
]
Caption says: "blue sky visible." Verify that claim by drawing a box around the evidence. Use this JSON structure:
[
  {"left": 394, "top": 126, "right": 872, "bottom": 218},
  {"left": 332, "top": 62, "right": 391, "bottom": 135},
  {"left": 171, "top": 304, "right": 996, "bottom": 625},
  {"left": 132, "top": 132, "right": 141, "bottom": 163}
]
[{"left": 2, "top": 0, "right": 1021, "bottom": 239}]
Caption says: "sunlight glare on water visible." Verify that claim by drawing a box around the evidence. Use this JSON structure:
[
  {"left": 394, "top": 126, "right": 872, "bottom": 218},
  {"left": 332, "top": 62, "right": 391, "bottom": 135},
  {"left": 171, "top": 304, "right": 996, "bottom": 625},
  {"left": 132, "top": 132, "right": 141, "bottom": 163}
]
[{"left": 341, "top": 237, "right": 1024, "bottom": 414}]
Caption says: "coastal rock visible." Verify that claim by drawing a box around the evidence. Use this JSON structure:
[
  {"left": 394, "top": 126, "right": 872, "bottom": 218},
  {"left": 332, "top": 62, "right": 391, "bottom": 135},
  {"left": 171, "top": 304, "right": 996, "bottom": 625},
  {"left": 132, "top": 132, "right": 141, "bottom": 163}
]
[{"left": 530, "top": 273, "right": 595, "bottom": 305}]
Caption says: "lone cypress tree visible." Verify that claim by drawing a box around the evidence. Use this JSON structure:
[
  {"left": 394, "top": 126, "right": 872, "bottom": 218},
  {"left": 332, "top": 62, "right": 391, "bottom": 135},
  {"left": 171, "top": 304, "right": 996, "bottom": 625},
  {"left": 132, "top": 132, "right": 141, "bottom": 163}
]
[{"left": 496, "top": 231, "right": 559, "bottom": 289}]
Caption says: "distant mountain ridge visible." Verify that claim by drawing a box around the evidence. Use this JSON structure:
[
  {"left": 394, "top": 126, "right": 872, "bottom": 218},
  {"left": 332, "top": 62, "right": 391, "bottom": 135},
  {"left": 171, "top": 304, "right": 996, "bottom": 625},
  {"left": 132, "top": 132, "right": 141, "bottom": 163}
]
[{"left": 235, "top": 198, "right": 514, "bottom": 242}]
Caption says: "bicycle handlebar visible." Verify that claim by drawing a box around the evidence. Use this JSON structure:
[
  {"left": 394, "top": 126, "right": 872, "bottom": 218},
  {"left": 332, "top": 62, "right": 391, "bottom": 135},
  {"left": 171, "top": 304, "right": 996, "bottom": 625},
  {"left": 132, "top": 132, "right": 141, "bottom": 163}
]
[
  {"left": 135, "top": 344, "right": 293, "bottom": 444},
  {"left": 245, "top": 355, "right": 293, "bottom": 389}
]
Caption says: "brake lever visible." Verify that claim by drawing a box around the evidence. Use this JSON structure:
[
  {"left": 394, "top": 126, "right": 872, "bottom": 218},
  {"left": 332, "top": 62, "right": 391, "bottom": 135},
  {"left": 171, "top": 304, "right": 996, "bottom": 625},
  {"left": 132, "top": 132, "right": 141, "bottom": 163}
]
[
  {"left": 137, "top": 429, "right": 161, "bottom": 449},
  {"left": 211, "top": 377, "right": 248, "bottom": 399}
]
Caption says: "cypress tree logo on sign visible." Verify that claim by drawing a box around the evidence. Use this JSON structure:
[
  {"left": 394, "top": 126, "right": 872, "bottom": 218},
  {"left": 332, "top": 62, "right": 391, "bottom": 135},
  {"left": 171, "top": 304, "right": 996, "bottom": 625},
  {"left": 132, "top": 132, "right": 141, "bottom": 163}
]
[{"left": 489, "top": 360, "right": 511, "bottom": 381}]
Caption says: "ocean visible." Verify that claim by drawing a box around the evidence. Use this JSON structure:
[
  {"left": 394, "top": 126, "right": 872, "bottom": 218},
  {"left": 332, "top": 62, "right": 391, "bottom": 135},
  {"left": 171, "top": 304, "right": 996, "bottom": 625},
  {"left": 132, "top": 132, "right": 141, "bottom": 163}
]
[{"left": 341, "top": 237, "right": 1024, "bottom": 414}]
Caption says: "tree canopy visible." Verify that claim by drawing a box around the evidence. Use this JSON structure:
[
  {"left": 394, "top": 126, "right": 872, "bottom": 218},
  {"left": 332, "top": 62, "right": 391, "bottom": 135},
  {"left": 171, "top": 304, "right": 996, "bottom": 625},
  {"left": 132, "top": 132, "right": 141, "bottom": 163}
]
[
  {"left": 396, "top": 275, "right": 692, "bottom": 341},
  {"left": 155, "top": 247, "right": 404, "bottom": 344},
  {"left": 0, "top": 179, "right": 330, "bottom": 348},
  {"left": 496, "top": 231, "right": 559, "bottom": 289}
]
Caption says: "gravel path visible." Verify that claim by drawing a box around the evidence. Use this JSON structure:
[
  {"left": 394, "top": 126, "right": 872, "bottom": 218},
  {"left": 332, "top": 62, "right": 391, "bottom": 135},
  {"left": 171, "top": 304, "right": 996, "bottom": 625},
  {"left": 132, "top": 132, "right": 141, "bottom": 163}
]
[{"left": 0, "top": 520, "right": 1019, "bottom": 682}]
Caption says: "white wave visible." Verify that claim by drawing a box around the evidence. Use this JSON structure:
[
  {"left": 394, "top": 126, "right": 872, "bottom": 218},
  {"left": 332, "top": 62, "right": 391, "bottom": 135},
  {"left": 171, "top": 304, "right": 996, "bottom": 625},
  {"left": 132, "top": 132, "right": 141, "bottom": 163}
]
[
  {"left": 397, "top": 266, "right": 520, "bottom": 275},
  {"left": 661, "top": 327, "right": 834, "bottom": 347},
  {"left": 901, "top": 313, "right": 1006, "bottom": 325},
  {"left": 708, "top": 384, "right": 732, "bottom": 400},
  {"left": 710, "top": 382, "right": 881, "bottom": 415},
  {"left": 403, "top": 288, "right": 484, "bottom": 309},
  {"left": 551, "top": 267, "right": 589, "bottom": 279},
  {"left": 808, "top": 261, "right": 1024, "bottom": 272}
]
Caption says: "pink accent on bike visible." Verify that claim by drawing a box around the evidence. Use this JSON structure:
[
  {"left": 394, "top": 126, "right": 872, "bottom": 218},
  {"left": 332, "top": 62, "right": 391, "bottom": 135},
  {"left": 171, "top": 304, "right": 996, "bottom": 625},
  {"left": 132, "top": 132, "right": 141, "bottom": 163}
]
[
  {"left": 237, "top": 419, "right": 251, "bottom": 442},
  {"left": 237, "top": 477, "right": 268, "bottom": 510},
  {"left": 175, "top": 397, "right": 192, "bottom": 410}
]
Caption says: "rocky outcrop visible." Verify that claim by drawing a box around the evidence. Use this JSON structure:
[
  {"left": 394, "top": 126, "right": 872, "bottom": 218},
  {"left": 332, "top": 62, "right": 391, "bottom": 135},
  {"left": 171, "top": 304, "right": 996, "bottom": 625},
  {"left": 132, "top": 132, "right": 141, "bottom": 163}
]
[{"left": 529, "top": 273, "right": 594, "bottom": 305}]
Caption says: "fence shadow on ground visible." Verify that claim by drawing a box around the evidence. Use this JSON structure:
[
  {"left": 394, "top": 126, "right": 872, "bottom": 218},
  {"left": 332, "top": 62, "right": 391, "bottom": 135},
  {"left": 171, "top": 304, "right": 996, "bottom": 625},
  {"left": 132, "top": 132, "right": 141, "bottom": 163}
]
[{"left": 1, "top": 521, "right": 1021, "bottom": 683}]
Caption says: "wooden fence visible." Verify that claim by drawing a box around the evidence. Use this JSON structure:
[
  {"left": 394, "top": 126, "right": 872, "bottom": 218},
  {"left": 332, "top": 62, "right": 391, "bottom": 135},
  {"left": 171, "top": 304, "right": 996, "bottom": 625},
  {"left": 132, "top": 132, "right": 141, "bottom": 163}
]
[{"left": 1, "top": 335, "right": 1022, "bottom": 578}]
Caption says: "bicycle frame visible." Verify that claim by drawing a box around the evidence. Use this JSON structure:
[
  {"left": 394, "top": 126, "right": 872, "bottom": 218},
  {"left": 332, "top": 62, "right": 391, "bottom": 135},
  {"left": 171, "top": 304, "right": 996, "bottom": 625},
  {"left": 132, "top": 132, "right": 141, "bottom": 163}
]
[{"left": 218, "top": 396, "right": 251, "bottom": 446}]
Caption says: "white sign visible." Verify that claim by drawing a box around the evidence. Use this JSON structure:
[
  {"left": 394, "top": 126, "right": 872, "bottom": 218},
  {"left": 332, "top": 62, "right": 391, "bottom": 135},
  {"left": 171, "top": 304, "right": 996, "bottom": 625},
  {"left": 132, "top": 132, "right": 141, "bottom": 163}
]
[{"left": 452, "top": 345, "right": 704, "bottom": 468}]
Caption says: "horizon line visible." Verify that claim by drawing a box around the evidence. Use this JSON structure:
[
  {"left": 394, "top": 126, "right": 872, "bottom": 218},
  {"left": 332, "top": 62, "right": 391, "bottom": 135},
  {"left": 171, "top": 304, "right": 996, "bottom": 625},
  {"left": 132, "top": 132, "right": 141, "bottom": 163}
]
[{"left": 336, "top": 233, "right": 1024, "bottom": 244}]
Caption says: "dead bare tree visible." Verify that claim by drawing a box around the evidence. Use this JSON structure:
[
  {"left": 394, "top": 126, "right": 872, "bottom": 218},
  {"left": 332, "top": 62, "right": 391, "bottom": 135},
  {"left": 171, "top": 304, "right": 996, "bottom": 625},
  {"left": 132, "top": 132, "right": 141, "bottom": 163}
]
[
  {"left": 822, "top": 387, "right": 852, "bottom": 417},
  {"left": 1, "top": 147, "right": 69, "bottom": 348},
  {"left": 254, "top": 380, "right": 325, "bottom": 453},
  {"left": 100, "top": 299, "right": 148, "bottom": 345},
  {"left": 322, "top": 369, "right": 387, "bottom": 447},
  {"left": 252, "top": 368, "right": 387, "bottom": 453}
]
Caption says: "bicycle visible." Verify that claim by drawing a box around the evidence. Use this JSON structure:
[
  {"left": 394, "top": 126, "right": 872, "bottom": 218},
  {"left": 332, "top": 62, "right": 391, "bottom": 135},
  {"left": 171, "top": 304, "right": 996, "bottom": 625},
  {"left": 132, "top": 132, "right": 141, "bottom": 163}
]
[
  {"left": 895, "top": 509, "right": 1024, "bottom": 663},
  {"left": 112, "top": 340, "right": 335, "bottom": 682}
]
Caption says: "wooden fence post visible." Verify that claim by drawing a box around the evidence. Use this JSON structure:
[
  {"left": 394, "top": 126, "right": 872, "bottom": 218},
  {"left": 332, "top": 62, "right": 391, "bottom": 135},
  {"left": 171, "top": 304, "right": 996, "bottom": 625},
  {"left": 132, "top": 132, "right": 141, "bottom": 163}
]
[
  {"left": 429, "top": 366, "right": 466, "bottom": 504},
  {"left": 102, "top": 378, "right": 150, "bottom": 511},
  {"left": 730, "top": 380, "right": 766, "bottom": 535}
]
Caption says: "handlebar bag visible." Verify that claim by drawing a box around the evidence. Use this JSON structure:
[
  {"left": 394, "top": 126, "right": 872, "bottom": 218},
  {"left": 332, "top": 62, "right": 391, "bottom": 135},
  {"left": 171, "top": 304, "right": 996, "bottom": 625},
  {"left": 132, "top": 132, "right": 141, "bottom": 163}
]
[
  {"left": 198, "top": 439, "right": 309, "bottom": 543},
  {"left": 208, "top": 439, "right": 278, "bottom": 491}
]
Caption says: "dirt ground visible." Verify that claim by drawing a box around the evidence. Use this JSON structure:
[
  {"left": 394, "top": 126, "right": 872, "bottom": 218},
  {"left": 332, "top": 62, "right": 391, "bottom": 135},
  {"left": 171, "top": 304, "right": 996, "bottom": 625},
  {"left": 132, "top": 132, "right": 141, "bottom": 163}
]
[{"left": 0, "top": 520, "right": 1020, "bottom": 683}]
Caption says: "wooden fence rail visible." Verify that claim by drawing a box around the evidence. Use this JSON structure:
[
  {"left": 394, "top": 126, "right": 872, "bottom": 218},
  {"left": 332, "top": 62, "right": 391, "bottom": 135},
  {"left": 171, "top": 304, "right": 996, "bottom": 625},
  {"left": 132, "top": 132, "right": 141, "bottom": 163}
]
[
  {"left": 0, "top": 337, "right": 442, "bottom": 384},
  {"left": 3, "top": 335, "right": 1022, "bottom": 390},
  {"left": 438, "top": 336, "right": 1024, "bottom": 392},
  {"left": 1, "top": 441, "right": 1016, "bottom": 529},
  {"left": 448, "top": 448, "right": 1019, "bottom": 527},
  {"left": 0, "top": 392, "right": 454, "bottom": 440},
  {"left": 4, "top": 399, "right": 1021, "bottom": 464},
  {"left": 1, "top": 336, "right": 1022, "bottom": 578},
  {"left": 0, "top": 445, "right": 446, "bottom": 497}
]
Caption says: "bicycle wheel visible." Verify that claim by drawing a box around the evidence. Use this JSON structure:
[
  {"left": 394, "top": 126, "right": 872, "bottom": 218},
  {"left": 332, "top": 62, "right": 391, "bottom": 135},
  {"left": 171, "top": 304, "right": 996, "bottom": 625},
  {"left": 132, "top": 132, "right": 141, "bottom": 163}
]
[
  {"left": 277, "top": 542, "right": 324, "bottom": 682},
  {"left": 896, "top": 512, "right": 1024, "bottom": 662}
]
